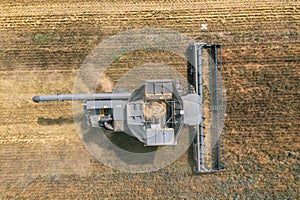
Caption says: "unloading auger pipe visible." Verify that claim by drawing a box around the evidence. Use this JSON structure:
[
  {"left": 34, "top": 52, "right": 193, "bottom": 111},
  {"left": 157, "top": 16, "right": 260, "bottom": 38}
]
[{"left": 32, "top": 93, "right": 132, "bottom": 103}]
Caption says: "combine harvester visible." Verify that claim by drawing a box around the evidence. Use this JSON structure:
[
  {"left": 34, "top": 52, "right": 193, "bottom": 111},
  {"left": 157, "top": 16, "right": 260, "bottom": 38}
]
[{"left": 33, "top": 43, "right": 225, "bottom": 173}]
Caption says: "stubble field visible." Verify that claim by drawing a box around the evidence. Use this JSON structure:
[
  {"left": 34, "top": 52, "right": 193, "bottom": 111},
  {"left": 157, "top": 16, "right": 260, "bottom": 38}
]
[{"left": 0, "top": 0, "right": 299, "bottom": 199}]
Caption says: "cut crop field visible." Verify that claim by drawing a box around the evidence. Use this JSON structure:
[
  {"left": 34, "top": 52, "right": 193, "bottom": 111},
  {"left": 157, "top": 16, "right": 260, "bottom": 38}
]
[{"left": 0, "top": 0, "right": 299, "bottom": 199}]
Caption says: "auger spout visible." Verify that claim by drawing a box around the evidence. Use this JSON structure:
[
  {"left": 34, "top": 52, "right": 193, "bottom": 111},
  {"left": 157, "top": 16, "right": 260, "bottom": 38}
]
[{"left": 32, "top": 93, "right": 132, "bottom": 102}]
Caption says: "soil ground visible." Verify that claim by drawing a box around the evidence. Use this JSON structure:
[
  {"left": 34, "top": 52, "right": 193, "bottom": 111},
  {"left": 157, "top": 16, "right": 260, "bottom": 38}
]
[{"left": 0, "top": 0, "right": 299, "bottom": 199}]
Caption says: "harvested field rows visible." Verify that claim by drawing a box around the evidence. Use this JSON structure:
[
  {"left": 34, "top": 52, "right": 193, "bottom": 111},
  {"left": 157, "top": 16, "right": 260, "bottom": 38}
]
[{"left": 0, "top": 0, "right": 299, "bottom": 199}]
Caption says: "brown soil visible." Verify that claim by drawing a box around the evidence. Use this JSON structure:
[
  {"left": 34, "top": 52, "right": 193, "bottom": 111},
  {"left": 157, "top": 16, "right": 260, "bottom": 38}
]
[{"left": 0, "top": 0, "right": 299, "bottom": 199}]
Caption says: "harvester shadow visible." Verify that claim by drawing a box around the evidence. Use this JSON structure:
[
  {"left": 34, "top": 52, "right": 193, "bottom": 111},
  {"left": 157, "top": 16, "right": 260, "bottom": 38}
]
[
  {"left": 79, "top": 119, "right": 157, "bottom": 166},
  {"left": 187, "top": 126, "right": 197, "bottom": 173},
  {"left": 104, "top": 130, "right": 158, "bottom": 165},
  {"left": 103, "top": 130, "right": 157, "bottom": 153},
  {"left": 188, "top": 144, "right": 196, "bottom": 173},
  {"left": 37, "top": 117, "right": 74, "bottom": 126}
]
